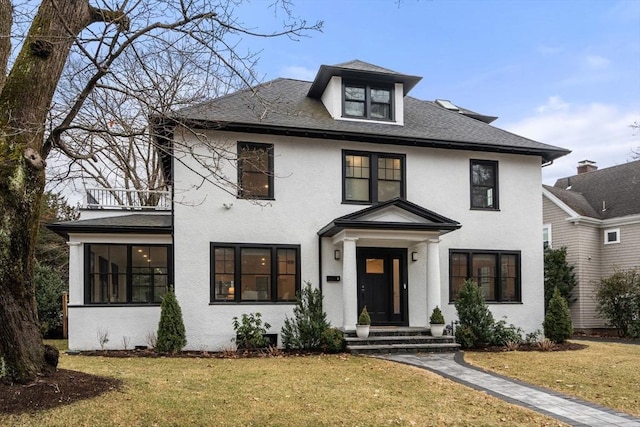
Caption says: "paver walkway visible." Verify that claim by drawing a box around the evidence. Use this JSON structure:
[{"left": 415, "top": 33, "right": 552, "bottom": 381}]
[{"left": 379, "top": 352, "right": 640, "bottom": 427}]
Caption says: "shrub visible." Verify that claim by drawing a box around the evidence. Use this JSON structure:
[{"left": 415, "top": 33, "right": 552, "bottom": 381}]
[
  {"left": 491, "top": 318, "right": 523, "bottom": 346},
  {"left": 156, "top": 291, "right": 187, "bottom": 353},
  {"left": 232, "top": 312, "right": 271, "bottom": 349},
  {"left": 454, "top": 279, "right": 494, "bottom": 348},
  {"left": 595, "top": 268, "right": 640, "bottom": 338},
  {"left": 429, "top": 306, "right": 445, "bottom": 324},
  {"left": 543, "top": 287, "right": 573, "bottom": 343},
  {"left": 524, "top": 329, "right": 542, "bottom": 345},
  {"left": 358, "top": 306, "right": 371, "bottom": 325},
  {"left": 281, "top": 282, "right": 330, "bottom": 350},
  {"left": 320, "top": 327, "right": 345, "bottom": 353},
  {"left": 544, "top": 247, "right": 577, "bottom": 309},
  {"left": 34, "top": 262, "right": 67, "bottom": 338}
]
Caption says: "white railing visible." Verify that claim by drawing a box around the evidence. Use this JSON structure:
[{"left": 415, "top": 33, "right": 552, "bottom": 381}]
[{"left": 85, "top": 188, "right": 171, "bottom": 210}]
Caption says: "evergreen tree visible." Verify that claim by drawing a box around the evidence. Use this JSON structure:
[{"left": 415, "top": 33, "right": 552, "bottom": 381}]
[
  {"left": 156, "top": 291, "right": 186, "bottom": 353},
  {"left": 281, "top": 282, "right": 329, "bottom": 350},
  {"left": 543, "top": 287, "right": 573, "bottom": 343},
  {"left": 544, "top": 247, "right": 577, "bottom": 310},
  {"left": 454, "top": 279, "right": 494, "bottom": 348}
]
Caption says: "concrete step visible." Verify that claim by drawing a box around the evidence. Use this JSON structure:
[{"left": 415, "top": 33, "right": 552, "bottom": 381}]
[
  {"left": 343, "top": 327, "right": 458, "bottom": 355},
  {"left": 344, "top": 335, "right": 455, "bottom": 346},
  {"left": 348, "top": 342, "right": 461, "bottom": 355}
]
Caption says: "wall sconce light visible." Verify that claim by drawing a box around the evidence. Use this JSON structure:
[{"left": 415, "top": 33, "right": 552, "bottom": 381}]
[
  {"left": 411, "top": 251, "right": 418, "bottom": 262},
  {"left": 334, "top": 249, "right": 341, "bottom": 260}
]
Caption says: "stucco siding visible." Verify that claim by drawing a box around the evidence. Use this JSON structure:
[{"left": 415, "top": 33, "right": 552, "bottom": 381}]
[{"left": 168, "top": 129, "right": 545, "bottom": 350}]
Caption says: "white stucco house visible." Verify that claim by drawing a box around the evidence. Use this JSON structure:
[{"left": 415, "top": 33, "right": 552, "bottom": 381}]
[{"left": 50, "top": 60, "right": 570, "bottom": 351}]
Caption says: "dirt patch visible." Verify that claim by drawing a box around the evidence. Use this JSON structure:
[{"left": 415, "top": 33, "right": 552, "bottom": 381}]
[{"left": 0, "top": 369, "right": 121, "bottom": 415}]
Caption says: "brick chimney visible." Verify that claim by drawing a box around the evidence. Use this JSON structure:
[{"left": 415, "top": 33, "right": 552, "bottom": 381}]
[{"left": 577, "top": 160, "right": 598, "bottom": 174}]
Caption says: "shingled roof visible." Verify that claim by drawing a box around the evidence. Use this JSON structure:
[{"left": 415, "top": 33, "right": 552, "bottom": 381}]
[
  {"left": 548, "top": 160, "right": 640, "bottom": 220},
  {"left": 47, "top": 214, "right": 172, "bottom": 239},
  {"left": 170, "top": 61, "right": 569, "bottom": 164}
]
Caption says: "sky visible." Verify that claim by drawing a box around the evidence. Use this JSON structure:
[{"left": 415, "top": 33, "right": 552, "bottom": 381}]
[{"left": 233, "top": 0, "right": 640, "bottom": 184}]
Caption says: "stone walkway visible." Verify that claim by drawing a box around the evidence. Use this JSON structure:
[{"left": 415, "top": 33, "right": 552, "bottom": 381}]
[{"left": 378, "top": 352, "right": 640, "bottom": 427}]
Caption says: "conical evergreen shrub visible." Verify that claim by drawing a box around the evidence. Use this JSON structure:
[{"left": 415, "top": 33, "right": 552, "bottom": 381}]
[
  {"left": 156, "top": 290, "right": 187, "bottom": 353},
  {"left": 543, "top": 287, "right": 573, "bottom": 343},
  {"left": 454, "top": 279, "right": 494, "bottom": 348}
]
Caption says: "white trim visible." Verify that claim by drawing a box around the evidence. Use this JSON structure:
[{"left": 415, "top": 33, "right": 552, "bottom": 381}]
[
  {"left": 604, "top": 228, "right": 620, "bottom": 245},
  {"left": 543, "top": 223, "right": 552, "bottom": 249},
  {"left": 542, "top": 187, "right": 580, "bottom": 218}
]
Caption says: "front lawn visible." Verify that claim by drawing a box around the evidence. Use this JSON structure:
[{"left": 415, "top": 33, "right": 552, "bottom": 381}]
[
  {"left": 464, "top": 339, "right": 640, "bottom": 417},
  {"left": 1, "top": 348, "right": 564, "bottom": 426}
]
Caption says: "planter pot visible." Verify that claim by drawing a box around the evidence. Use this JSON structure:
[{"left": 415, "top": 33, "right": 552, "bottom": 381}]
[
  {"left": 356, "top": 324, "right": 370, "bottom": 339},
  {"left": 430, "top": 323, "right": 445, "bottom": 337}
]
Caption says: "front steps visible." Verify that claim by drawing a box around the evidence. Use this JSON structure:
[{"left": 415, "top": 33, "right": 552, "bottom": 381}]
[{"left": 344, "top": 327, "right": 460, "bottom": 355}]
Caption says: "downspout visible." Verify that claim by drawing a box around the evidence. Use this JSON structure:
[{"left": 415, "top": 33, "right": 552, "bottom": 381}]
[{"left": 318, "top": 235, "right": 323, "bottom": 292}]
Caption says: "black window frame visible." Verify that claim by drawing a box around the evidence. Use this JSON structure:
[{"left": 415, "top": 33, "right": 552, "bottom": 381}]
[
  {"left": 449, "top": 249, "right": 521, "bottom": 303},
  {"left": 210, "top": 243, "right": 301, "bottom": 303},
  {"left": 342, "top": 150, "right": 406, "bottom": 205},
  {"left": 342, "top": 81, "right": 394, "bottom": 121},
  {"left": 84, "top": 243, "right": 173, "bottom": 305},
  {"left": 237, "top": 142, "right": 274, "bottom": 200},
  {"left": 470, "top": 159, "right": 499, "bottom": 210}
]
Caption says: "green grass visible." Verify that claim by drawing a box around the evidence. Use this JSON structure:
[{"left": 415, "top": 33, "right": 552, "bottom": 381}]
[
  {"left": 465, "top": 339, "right": 640, "bottom": 417},
  {"left": 2, "top": 348, "right": 563, "bottom": 427}
]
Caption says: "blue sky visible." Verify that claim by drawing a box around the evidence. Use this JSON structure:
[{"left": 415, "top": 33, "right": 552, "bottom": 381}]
[{"left": 236, "top": 0, "right": 640, "bottom": 184}]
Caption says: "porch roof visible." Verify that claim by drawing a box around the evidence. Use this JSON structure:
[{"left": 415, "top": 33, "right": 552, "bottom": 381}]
[
  {"left": 47, "top": 214, "right": 172, "bottom": 239},
  {"left": 317, "top": 198, "right": 461, "bottom": 237}
]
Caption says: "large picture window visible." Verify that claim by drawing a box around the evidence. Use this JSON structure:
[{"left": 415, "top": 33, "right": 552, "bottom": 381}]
[
  {"left": 343, "top": 151, "right": 405, "bottom": 204},
  {"left": 238, "top": 142, "right": 274, "bottom": 199},
  {"left": 343, "top": 83, "right": 392, "bottom": 120},
  {"left": 211, "top": 243, "right": 300, "bottom": 303},
  {"left": 85, "top": 244, "right": 172, "bottom": 304},
  {"left": 470, "top": 160, "right": 499, "bottom": 210},
  {"left": 449, "top": 250, "right": 520, "bottom": 303}
]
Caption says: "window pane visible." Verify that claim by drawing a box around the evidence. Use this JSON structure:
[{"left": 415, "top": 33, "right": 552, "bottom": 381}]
[
  {"left": 239, "top": 144, "right": 272, "bottom": 199},
  {"left": 370, "top": 103, "right": 390, "bottom": 119},
  {"left": 346, "top": 155, "right": 369, "bottom": 178},
  {"left": 450, "top": 253, "right": 468, "bottom": 300},
  {"left": 472, "top": 163, "right": 495, "bottom": 186},
  {"left": 365, "top": 258, "right": 384, "bottom": 274},
  {"left": 472, "top": 254, "right": 496, "bottom": 301},
  {"left": 501, "top": 254, "right": 517, "bottom": 301},
  {"left": 277, "top": 249, "right": 296, "bottom": 301},
  {"left": 378, "top": 181, "right": 400, "bottom": 202},
  {"left": 345, "top": 86, "right": 365, "bottom": 101},
  {"left": 371, "top": 89, "right": 390, "bottom": 103},
  {"left": 472, "top": 187, "right": 494, "bottom": 208},
  {"left": 241, "top": 248, "right": 271, "bottom": 301},
  {"left": 345, "top": 178, "right": 370, "bottom": 201},
  {"left": 345, "top": 100, "right": 365, "bottom": 117},
  {"left": 214, "top": 247, "right": 235, "bottom": 300}
]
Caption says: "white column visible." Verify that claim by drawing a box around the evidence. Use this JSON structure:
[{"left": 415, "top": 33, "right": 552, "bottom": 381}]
[
  {"left": 67, "top": 242, "right": 82, "bottom": 305},
  {"left": 426, "top": 238, "right": 441, "bottom": 317},
  {"left": 342, "top": 237, "right": 358, "bottom": 331}
]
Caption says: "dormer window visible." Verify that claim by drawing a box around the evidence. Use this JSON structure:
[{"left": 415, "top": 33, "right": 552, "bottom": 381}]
[{"left": 343, "top": 82, "right": 393, "bottom": 121}]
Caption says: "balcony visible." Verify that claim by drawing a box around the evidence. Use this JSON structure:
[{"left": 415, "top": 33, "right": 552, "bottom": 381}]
[{"left": 85, "top": 188, "right": 171, "bottom": 211}]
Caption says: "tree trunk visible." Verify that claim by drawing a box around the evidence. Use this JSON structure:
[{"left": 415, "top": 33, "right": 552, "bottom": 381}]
[{"left": 0, "top": 0, "right": 102, "bottom": 384}]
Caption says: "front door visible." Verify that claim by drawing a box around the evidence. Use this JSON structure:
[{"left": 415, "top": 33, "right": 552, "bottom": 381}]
[{"left": 356, "top": 248, "right": 407, "bottom": 326}]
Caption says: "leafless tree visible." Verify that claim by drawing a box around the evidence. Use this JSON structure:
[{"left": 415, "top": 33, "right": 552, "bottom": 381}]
[{"left": 0, "top": 0, "right": 321, "bottom": 384}]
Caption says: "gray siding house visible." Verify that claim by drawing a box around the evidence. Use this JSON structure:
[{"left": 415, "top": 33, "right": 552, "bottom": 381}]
[{"left": 543, "top": 160, "right": 640, "bottom": 332}]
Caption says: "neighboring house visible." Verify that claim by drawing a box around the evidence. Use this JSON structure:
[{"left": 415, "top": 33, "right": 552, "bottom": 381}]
[
  {"left": 50, "top": 60, "right": 569, "bottom": 350},
  {"left": 543, "top": 160, "right": 640, "bottom": 332}
]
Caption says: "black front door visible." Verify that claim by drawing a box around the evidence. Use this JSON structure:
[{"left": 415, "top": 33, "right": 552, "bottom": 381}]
[{"left": 356, "top": 248, "right": 407, "bottom": 326}]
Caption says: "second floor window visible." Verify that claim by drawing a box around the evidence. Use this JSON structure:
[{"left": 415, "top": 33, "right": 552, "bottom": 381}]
[
  {"left": 470, "top": 159, "right": 499, "bottom": 210},
  {"left": 238, "top": 142, "right": 273, "bottom": 199},
  {"left": 344, "top": 151, "right": 405, "bottom": 204},
  {"left": 343, "top": 83, "right": 392, "bottom": 120}
]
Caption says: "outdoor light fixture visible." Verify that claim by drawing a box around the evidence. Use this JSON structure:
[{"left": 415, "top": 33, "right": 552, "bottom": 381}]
[
  {"left": 411, "top": 251, "right": 418, "bottom": 262},
  {"left": 334, "top": 249, "right": 341, "bottom": 260}
]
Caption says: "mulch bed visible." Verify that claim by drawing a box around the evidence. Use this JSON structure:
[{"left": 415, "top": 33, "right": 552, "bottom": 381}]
[{"left": 0, "top": 369, "right": 121, "bottom": 415}]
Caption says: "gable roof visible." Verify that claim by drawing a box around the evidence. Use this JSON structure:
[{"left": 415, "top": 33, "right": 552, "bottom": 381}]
[
  {"left": 172, "top": 76, "right": 569, "bottom": 164},
  {"left": 47, "top": 214, "right": 172, "bottom": 239},
  {"left": 318, "top": 198, "right": 461, "bottom": 237},
  {"left": 549, "top": 160, "right": 640, "bottom": 220}
]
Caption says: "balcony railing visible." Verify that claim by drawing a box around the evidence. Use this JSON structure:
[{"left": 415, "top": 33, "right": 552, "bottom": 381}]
[{"left": 85, "top": 188, "right": 171, "bottom": 210}]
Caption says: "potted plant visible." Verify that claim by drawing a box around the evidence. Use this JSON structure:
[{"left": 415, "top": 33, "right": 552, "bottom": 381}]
[
  {"left": 356, "top": 306, "right": 371, "bottom": 339},
  {"left": 429, "top": 306, "right": 445, "bottom": 337}
]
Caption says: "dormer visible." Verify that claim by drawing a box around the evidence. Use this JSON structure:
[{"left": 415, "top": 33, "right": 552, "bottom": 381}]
[{"left": 307, "top": 60, "right": 421, "bottom": 126}]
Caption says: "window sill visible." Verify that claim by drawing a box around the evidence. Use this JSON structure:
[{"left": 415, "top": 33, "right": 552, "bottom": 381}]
[
  {"left": 209, "top": 301, "right": 296, "bottom": 305},
  {"left": 69, "top": 303, "right": 161, "bottom": 308},
  {"left": 448, "top": 301, "right": 523, "bottom": 305},
  {"left": 470, "top": 207, "right": 501, "bottom": 211}
]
